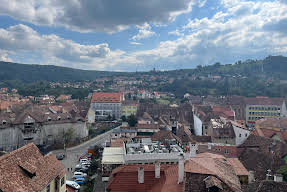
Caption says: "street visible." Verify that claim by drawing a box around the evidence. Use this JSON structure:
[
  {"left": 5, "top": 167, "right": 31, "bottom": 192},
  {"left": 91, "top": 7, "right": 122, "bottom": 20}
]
[{"left": 53, "top": 129, "right": 112, "bottom": 179}]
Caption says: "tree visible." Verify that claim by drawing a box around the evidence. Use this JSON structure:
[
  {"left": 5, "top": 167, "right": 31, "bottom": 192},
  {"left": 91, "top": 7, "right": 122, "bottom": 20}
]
[
  {"left": 127, "top": 114, "right": 138, "bottom": 127},
  {"left": 278, "top": 163, "right": 287, "bottom": 182},
  {"left": 121, "top": 115, "right": 127, "bottom": 122},
  {"left": 63, "top": 128, "right": 75, "bottom": 145}
]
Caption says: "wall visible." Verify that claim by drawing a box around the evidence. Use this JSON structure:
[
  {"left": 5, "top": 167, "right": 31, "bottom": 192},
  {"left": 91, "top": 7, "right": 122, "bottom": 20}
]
[
  {"left": 233, "top": 125, "right": 250, "bottom": 146},
  {"left": 212, "top": 137, "right": 236, "bottom": 145},
  {"left": 246, "top": 104, "right": 281, "bottom": 128},
  {"left": 91, "top": 102, "right": 121, "bottom": 120},
  {"left": 0, "top": 121, "right": 88, "bottom": 152},
  {"left": 41, "top": 175, "right": 66, "bottom": 192},
  {"left": 193, "top": 114, "right": 203, "bottom": 136}
]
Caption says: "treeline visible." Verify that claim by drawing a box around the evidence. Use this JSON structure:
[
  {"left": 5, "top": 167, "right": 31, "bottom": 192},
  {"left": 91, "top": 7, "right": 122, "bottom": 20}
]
[{"left": 0, "top": 80, "right": 92, "bottom": 100}]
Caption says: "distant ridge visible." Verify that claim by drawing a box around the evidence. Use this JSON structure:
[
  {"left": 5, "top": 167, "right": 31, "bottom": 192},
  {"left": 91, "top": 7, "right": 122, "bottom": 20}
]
[
  {"left": 0, "top": 61, "right": 122, "bottom": 82},
  {"left": 0, "top": 55, "right": 287, "bottom": 82}
]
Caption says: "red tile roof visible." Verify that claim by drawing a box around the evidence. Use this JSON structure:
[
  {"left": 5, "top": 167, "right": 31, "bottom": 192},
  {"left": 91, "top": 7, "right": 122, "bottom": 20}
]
[
  {"left": 136, "top": 124, "right": 159, "bottom": 129},
  {"left": 185, "top": 153, "right": 243, "bottom": 192},
  {"left": 107, "top": 164, "right": 184, "bottom": 192},
  {"left": 91, "top": 92, "right": 123, "bottom": 103},
  {"left": 0, "top": 143, "right": 66, "bottom": 192}
]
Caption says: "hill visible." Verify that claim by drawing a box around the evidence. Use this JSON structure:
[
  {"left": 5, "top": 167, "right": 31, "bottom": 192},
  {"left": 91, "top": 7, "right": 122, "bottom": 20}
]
[{"left": 0, "top": 61, "right": 123, "bottom": 82}]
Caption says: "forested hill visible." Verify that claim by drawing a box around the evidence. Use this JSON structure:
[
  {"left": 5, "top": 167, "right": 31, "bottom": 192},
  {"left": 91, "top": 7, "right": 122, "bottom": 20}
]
[
  {"left": 0, "top": 55, "right": 287, "bottom": 82},
  {"left": 0, "top": 61, "right": 122, "bottom": 82}
]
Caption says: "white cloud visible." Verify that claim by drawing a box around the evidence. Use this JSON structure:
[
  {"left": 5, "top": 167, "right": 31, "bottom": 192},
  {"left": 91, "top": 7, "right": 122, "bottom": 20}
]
[
  {"left": 130, "top": 41, "right": 142, "bottom": 45},
  {"left": 0, "top": 0, "right": 194, "bottom": 33},
  {"left": 0, "top": 24, "right": 110, "bottom": 67},
  {"left": 131, "top": 23, "right": 155, "bottom": 41},
  {"left": 0, "top": 50, "right": 12, "bottom": 62},
  {"left": 168, "top": 29, "right": 184, "bottom": 37},
  {"left": 1, "top": 0, "right": 287, "bottom": 71}
]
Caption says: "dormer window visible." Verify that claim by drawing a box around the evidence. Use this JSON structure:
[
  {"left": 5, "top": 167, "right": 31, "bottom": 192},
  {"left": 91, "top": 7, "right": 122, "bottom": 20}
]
[
  {"left": 47, "top": 117, "right": 52, "bottom": 121},
  {"left": 57, "top": 116, "right": 61, "bottom": 120},
  {"left": 2, "top": 120, "right": 7, "bottom": 125}
]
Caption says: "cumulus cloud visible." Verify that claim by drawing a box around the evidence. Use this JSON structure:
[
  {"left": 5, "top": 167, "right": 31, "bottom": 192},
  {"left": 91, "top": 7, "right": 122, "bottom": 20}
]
[
  {"left": 124, "top": 0, "right": 287, "bottom": 70},
  {"left": 0, "top": 0, "right": 194, "bottom": 33},
  {"left": 0, "top": 24, "right": 110, "bottom": 66},
  {"left": 131, "top": 23, "right": 155, "bottom": 41}
]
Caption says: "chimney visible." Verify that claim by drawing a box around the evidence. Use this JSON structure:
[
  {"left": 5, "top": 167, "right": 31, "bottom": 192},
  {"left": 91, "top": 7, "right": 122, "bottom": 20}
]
[
  {"left": 155, "top": 161, "right": 160, "bottom": 178},
  {"left": 138, "top": 167, "right": 144, "bottom": 184},
  {"left": 178, "top": 153, "right": 184, "bottom": 183},
  {"left": 189, "top": 143, "right": 197, "bottom": 158},
  {"left": 248, "top": 171, "right": 255, "bottom": 184}
]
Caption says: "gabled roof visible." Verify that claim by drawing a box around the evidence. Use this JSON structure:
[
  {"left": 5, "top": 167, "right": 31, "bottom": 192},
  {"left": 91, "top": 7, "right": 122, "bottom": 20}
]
[
  {"left": 0, "top": 143, "right": 66, "bottom": 192},
  {"left": 91, "top": 92, "right": 123, "bottom": 103},
  {"left": 151, "top": 130, "right": 182, "bottom": 144},
  {"left": 185, "top": 153, "right": 242, "bottom": 192}
]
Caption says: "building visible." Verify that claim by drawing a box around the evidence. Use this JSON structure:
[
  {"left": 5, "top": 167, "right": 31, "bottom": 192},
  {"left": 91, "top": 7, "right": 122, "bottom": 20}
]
[
  {"left": 111, "top": 127, "right": 137, "bottom": 139},
  {"left": 107, "top": 152, "right": 247, "bottom": 192},
  {"left": 0, "top": 143, "right": 66, "bottom": 192},
  {"left": 0, "top": 103, "right": 89, "bottom": 152},
  {"left": 121, "top": 100, "right": 138, "bottom": 117},
  {"left": 208, "top": 118, "right": 236, "bottom": 145},
  {"left": 253, "top": 117, "right": 287, "bottom": 143},
  {"left": 90, "top": 92, "right": 124, "bottom": 121},
  {"left": 244, "top": 97, "right": 287, "bottom": 128}
]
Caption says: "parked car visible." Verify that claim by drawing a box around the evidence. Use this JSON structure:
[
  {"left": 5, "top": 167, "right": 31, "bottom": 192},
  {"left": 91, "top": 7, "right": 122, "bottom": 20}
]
[
  {"left": 79, "top": 158, "right": 90, "bottom": 164},
  {"left": 74, "top": 178, "right": 86, "bottom": 185},
  {"left": 72, "top": 172, "right": 87, "bottom": 179},
  {"left": 56, "top": 153, "right": 65, "bottom": 160},
  {"left": 75, "top": 164, "right": 89, "bottom": 170},
  {"left": 66, "top": 180, "right": 81, "bottom": 190},
  {"left": 80, "top": 162, "right": 91, "bottom": 167},
  {"left": 75, "top": 167, "right": 88, "bottom": 173}
]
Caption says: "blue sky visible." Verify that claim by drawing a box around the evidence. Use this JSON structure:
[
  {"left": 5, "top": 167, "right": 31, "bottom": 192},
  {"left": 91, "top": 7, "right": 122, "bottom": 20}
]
[{"left": 0, "top": 0, "right": 286, "bottom": 71}]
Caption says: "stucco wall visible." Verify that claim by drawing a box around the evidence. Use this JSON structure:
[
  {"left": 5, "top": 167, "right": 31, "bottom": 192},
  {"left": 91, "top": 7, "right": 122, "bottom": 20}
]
[
  {"left": 193, "top": 114, "right": 203, "bottom": 136},
  {"left": 0, "top": 122, "right": 88, "bottom": 152},
  {"left": 233, "top": 125, "right": 250, "bottom": 146}
]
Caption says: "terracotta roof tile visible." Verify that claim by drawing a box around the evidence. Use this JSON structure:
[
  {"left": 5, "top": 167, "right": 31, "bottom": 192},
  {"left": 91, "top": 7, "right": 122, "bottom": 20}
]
[
  {"left": 107, "top": 164, "right": 183, "bottom": 192},
  {"left": 0, "top": 143, "right": 66, "bottom": 192},
  {"left": 91, "top": 92, "right": 123, "bottom": 103}
]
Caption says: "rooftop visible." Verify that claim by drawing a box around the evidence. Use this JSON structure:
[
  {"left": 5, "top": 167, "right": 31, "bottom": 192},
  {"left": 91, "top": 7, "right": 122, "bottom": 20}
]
[
  {"left": 91, "top": 92, "right": 123, "bottom": 103},
  {"left": 0, "top": 143, "right": 66, "bottom": 192}
]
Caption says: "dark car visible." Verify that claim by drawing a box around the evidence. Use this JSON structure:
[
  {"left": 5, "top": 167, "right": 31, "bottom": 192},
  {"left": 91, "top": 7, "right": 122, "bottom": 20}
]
[{"left": 56, "top": 153, "right": 65, "bottom": 160}]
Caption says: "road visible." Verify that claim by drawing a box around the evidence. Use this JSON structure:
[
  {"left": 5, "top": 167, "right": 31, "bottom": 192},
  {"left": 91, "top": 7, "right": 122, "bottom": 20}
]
[{"left": 53, "top": 129, "right": 113, "bottom": 179}]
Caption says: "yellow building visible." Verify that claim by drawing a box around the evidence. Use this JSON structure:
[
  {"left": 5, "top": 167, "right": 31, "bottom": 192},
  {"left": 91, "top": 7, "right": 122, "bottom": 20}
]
[
  {"left": 245, "top": 97, "right": 286, "bottom": 128},
  {"left": 121, "top": 100, "right": 138, "bottom": 117},
  {"left": 0, "top": 143, "right": 66, "bottom": 192}
]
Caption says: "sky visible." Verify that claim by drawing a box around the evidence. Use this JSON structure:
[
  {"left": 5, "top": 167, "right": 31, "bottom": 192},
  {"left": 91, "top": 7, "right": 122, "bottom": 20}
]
[{"left": 0, "top": 0, "right": 286, "bottom": 71}]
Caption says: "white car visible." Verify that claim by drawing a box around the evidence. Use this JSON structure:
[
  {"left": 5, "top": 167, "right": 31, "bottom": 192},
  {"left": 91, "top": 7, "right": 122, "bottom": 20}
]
[
  {"left": 81, "top": 162, "right": 91, "bottom": 167},
  {"left": 79, "top": 159, "right": 90, "bottom": 164},
  {"left": 72, "top": 171, "right": 87, "bottom": 178},
  {"left": 66, "top": 180, "right": 81, "bottom": 190}
]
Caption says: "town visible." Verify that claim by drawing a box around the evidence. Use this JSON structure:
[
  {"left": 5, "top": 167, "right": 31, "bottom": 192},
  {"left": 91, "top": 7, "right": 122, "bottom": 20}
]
[
  {"left": 1, "top": 85, "right": 287, "bottom": 192},
  {"left": 0, "top": 0, "right": 287, "bottom": 191}
]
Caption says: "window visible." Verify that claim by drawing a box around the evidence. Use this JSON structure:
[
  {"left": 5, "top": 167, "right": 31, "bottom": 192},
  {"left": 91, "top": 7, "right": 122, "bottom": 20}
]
[
  {"left": 61, "top": 177, "right": 65, "bottom": 186},
  {"left": 239, "top": 134, "right": 241, "bottom": 137},
  {"left": 245, "top": 133, "right": 248, "bottom": 137},
  {"left": 2, "top": 120, "right": 6, "bottom": 125},
  {"left": 46, "top": 184, "right": 50, "bottom": 192},
  {"left": 224, "top": 149, "right": 229, "bottom": 154}
]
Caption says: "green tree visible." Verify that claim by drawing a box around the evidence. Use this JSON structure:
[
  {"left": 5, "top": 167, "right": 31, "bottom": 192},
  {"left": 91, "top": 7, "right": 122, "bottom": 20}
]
[
  {"left": 121, "top": 115, "right": 127, "bottom": 122},
  {"left": 127, "top": 114, "right": 138, "bottom": 127},
  {"left": 278, "top": 163, "right": 287, "bottom": 182}
]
